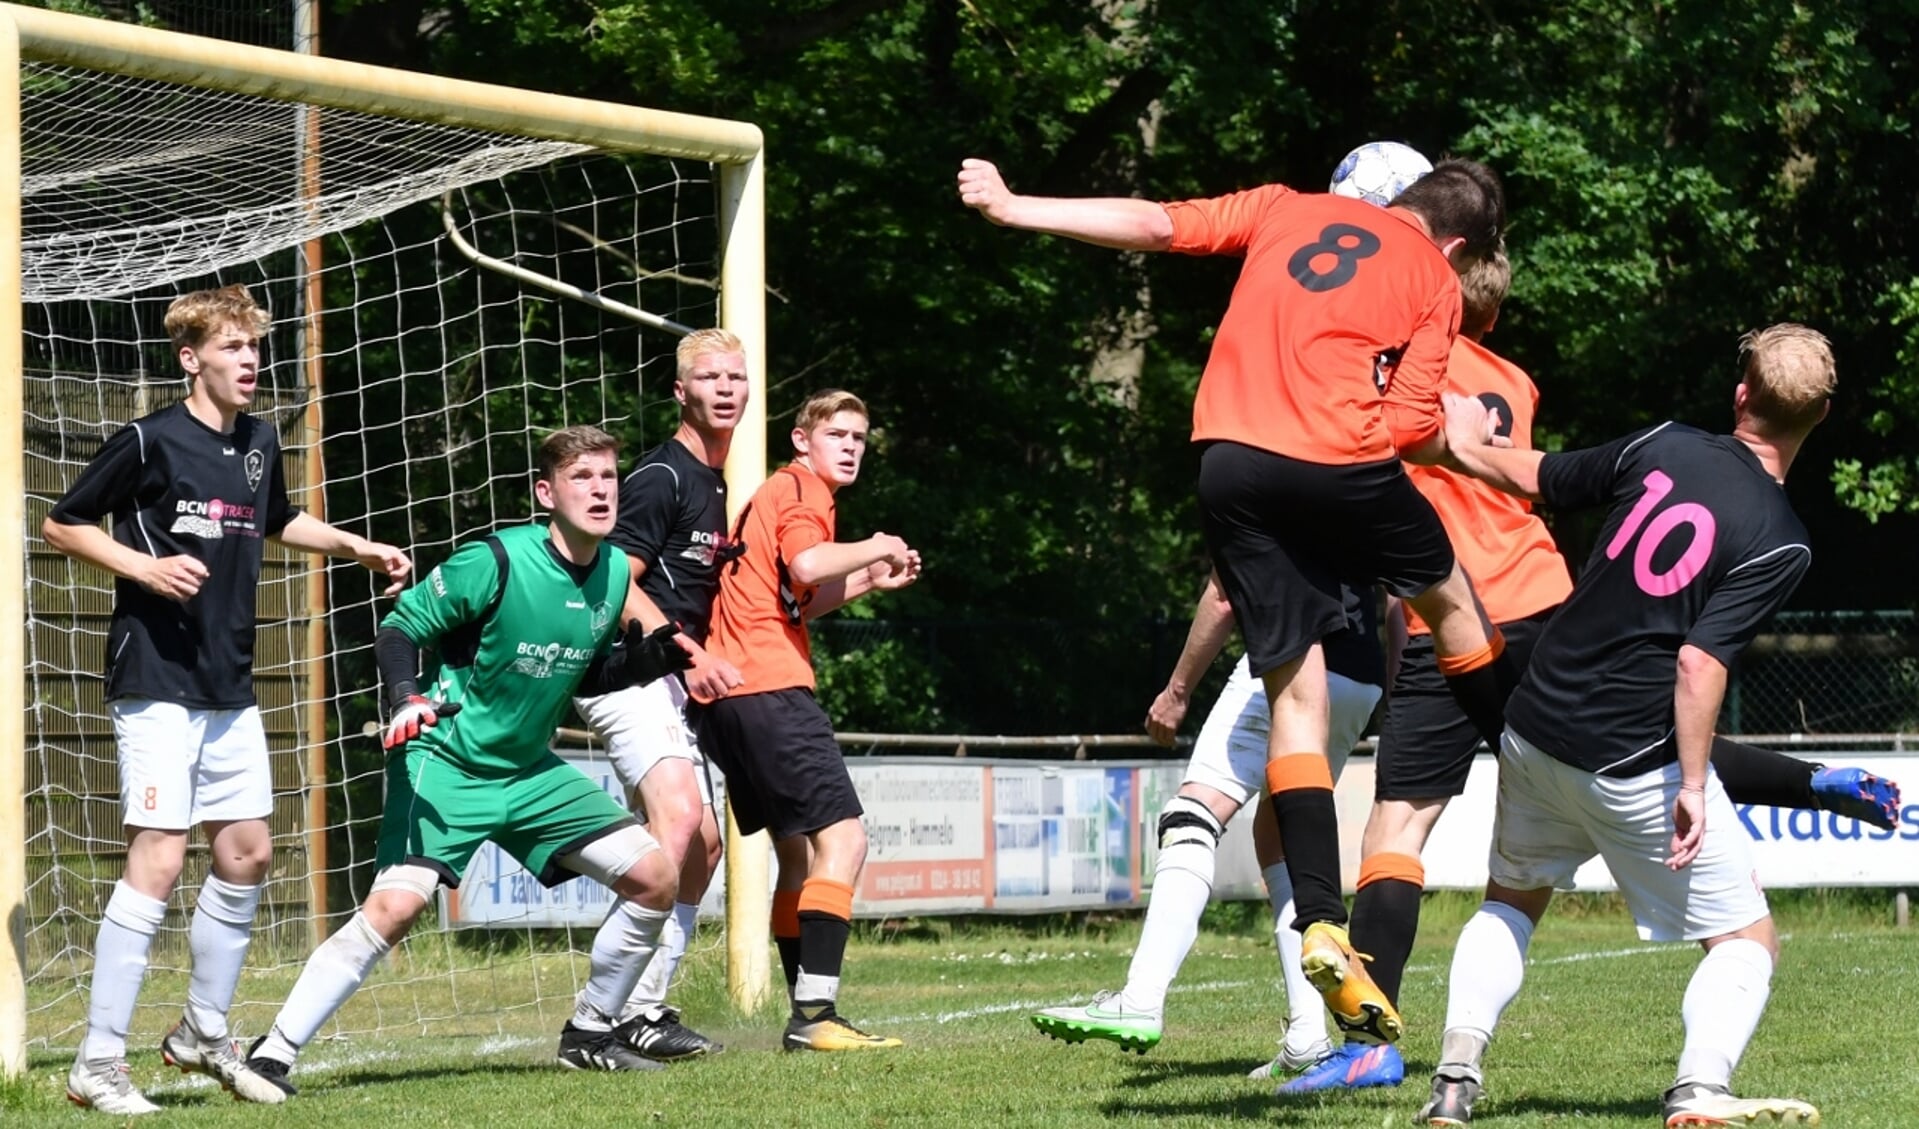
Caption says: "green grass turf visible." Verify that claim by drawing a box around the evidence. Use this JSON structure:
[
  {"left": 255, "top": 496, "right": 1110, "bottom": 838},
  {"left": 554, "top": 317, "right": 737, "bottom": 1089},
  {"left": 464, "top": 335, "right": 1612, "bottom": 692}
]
[{"left": 11, "top": 890, "right": 1915, "bottom": 1127}]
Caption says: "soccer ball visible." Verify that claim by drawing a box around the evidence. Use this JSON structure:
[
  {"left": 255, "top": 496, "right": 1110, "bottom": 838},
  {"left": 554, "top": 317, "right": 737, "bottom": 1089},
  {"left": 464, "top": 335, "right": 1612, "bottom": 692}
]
[{"left": 1328, "top": 141, "right": 1433, "bottom": 207}]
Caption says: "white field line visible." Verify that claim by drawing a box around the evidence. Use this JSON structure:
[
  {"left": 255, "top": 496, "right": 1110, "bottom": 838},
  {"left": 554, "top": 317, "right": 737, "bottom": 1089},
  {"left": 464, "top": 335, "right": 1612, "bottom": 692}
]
[{"left": 879, "top": 939, "right": 1697, "bottom": 1029}]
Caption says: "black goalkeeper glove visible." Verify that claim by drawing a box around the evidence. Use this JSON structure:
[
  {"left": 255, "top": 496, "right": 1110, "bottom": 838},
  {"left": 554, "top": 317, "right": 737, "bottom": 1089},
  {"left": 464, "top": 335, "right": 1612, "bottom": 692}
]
[{"left": 621, "top": 621, "right": 694, "bottom": 688}]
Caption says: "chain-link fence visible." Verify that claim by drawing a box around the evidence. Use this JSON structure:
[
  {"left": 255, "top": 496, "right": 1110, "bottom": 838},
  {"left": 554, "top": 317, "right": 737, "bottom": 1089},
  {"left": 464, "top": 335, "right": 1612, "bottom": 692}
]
[{"left": 812, "top": 609, "right": 1917, "bottom": 743}]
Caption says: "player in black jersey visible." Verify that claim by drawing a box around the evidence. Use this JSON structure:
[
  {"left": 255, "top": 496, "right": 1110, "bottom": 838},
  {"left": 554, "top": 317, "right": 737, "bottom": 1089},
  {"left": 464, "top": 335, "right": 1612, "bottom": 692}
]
[
  {"left": 44, "top": 286, "right": 412, "bottom": 1115},
  {"left": 570, "top": 328, "right": 748, "bottom": 1061},
  {"left": 1416, "top": 325, "right": 1832, "bottom": 1129}
]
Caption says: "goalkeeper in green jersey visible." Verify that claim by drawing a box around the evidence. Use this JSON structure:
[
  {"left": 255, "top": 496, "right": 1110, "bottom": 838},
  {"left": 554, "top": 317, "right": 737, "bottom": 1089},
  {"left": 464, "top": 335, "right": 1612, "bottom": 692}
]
[{"left": 246, "top": 425, "right": 697, "bottom": 1088}]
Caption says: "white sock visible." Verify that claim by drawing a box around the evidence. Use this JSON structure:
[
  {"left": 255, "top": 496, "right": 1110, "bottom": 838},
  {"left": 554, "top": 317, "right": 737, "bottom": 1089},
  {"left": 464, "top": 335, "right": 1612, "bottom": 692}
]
[
  {"left": 185, "top": 875, "right": 262, "bottom": 1041},
  {"left": 576, "top": 900, "right": 670, "bottom": 1029},
  {"left": 1119, "top": 839, "right": 1214, "bottom": 1015},
  {"left": 1675, "top": 938, "right": 1774, "bottom": 1089},
  {"left": 81, "top": 882, "right": 168, "bottom": 1063},
  {"left": 255, "top": 911, "right": 391, "bottom": 1064},
  {"left": 1263, "top": 862, "right": 1327, "bottom": 1053},
  {"left": 1441, "top": 900, "right": 1535, "bottom": 1041},
  {"left": 624, "top": 902, "right": 699, "bottom": 1018}
]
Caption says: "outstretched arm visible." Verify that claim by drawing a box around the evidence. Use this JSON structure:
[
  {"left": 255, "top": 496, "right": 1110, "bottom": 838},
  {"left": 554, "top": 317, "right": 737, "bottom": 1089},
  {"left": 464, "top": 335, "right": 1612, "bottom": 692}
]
[
  {"left": 274, "top": 511, "right": 413, "bottom": 596},
  {"left": 1442, "top": 393, "right": 1544, "bottom": 501},
  {"left": 957, "top": 159, "right": 1174, "bottom": 251}
]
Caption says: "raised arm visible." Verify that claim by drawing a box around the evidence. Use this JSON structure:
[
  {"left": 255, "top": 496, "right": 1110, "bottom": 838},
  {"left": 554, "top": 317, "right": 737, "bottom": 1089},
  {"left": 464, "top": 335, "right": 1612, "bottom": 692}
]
[{"left": 957, "top": 159, "right": 1174, "bottom": 251}]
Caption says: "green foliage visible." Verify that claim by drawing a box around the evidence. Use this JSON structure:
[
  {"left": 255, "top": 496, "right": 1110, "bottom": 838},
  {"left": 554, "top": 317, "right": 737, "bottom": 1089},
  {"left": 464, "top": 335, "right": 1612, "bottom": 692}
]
[{"left": 310, "top": 0, "right": 1919, "bottom": 729}]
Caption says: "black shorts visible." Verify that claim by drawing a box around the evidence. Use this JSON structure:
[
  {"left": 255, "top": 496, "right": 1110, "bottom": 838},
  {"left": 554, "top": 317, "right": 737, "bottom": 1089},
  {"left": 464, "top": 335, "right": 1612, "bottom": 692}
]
[
  {"left": 1196, "top": 442, "right": 1455, "bottom": 675},
  {"left": 1374, "top": 607, "right": 1554, "bottom": 800},
  {"left": 692, "top": 687, "right": 863, "bottom": 840}
]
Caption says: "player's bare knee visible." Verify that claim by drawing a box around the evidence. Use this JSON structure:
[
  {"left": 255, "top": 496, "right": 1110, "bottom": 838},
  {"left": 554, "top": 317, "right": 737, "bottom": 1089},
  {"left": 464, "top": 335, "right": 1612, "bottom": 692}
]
[
  {"left": 1361, "top": 798, "right": 1446, "bottom": 858},
  {"left": 363, "top": 870, "right": 437, "bottom": 943},
  {"left": 1707, "top": 916, "right": 1780, "bottom": 962},
  {"left": 205, "top": 819, "right": 273, "bottom": 883},
  {"left": 809, "top": 818, "right": 868, "bottom": 883},
  {"left": 122, "top": 829, "right": 189, "bottom": 898}
]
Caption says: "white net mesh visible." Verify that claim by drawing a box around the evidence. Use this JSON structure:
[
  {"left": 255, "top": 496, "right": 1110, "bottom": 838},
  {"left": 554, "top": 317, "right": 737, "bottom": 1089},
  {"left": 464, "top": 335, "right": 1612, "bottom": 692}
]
[{"left": 21, "top": 56, "right": 723, "bottom": 1054}]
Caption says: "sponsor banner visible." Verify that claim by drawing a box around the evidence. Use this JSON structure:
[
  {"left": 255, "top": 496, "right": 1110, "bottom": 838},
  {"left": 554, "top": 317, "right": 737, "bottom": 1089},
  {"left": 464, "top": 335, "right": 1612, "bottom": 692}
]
[
  {"left": 446, "top": 751, "right": 1919, "bottom": 928},
  {"left": 1359, "top": 753, "right": 1919, "bottom": 891},
  {"left": 848, "top": 762, "right": 990, "bottom": 911}
]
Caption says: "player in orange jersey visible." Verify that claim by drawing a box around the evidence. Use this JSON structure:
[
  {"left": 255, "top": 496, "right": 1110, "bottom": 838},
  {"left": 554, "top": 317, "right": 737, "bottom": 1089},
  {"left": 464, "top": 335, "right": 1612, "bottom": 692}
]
[
  {"left": 1281, "top": 249, "right": 1900, "bottom": 1097},
  {"left": 959, "top": 156, "right": 1509, "bottom": 1044},
  {"left": 695, "top": 389, "right": 921, "bottom": 1052}
]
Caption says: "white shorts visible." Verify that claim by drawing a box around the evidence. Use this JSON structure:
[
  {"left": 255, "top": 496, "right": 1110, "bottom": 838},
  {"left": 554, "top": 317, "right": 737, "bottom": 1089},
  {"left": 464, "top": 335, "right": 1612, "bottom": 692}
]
[
  {"left": 573, "top": 675, "right": 712, "bottom": 811},
  {"left": 110, "top": 699, "right": 273, "bottom": 830},
  {"left": 1180, "top": 656, "right": 1383, "bottom": 807},
  {"left": 1489, "top": 730, "right": 1770, "bottom": 942}
]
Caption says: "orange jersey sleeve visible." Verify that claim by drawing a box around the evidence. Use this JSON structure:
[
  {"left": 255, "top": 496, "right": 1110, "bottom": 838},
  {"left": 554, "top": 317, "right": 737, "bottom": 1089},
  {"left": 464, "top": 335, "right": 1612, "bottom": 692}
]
[
  {"left": 703, "top": 463, "right": 837, "bottom": 695},
  {"left": 1169, "top": 190, "right": 1461, "bottom": 465},
  {"left": 1403, "top": 337, "right": 1573, "bottom": 633}
]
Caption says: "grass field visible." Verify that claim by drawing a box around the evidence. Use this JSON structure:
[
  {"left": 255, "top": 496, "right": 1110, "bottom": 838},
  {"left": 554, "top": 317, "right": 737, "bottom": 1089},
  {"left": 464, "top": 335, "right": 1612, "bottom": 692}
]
[{"left": 8, "top": 891, "right": 1914, "bottom": 1127}]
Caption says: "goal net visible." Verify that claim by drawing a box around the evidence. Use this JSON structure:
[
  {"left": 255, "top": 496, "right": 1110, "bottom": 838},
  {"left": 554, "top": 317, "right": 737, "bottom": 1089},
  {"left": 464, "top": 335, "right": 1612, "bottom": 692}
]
[{"left": 7, "top": 8, "right": 763, "bottom": 1068}]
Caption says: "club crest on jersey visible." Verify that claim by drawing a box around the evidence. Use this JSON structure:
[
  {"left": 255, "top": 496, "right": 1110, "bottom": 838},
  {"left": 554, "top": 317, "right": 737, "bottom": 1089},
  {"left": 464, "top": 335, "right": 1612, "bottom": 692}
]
[
  {"left": 245, "top": 449, "right": 265, "bottom": 489},
  {"left": 590, "top": 601, "right": 613, "bottom": 633}
]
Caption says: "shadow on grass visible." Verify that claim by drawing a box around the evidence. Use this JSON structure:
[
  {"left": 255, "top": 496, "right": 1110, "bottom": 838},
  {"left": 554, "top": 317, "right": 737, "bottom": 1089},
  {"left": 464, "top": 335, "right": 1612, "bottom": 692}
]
[{"left": 317, "top": 1060, "right": 562, "bottom": 1090}]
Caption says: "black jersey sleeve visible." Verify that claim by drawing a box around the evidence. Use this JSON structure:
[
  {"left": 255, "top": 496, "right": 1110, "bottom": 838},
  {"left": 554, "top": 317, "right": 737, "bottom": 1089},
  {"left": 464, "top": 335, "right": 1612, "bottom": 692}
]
[
  {"left": 1536, "top": 423, "right": 1672, "bottom": 512},
  {"left": 610, "top": 462, "right": 680, "bottom": 569},
  {"left": 1684, "top": 545, "right": 1811, "bottom": 667},
  {"left": 47, "top": 424, "right": 148, "bottom": 526},
  {"left": 263, "top": 443, "right": 299, "bottom": 535}
]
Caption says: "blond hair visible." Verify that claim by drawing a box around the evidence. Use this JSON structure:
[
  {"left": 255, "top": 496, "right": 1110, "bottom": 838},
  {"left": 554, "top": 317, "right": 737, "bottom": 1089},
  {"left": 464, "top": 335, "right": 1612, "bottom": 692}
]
[
  {"left": 676, "top": 327, "right": 745, "bottom": 380},
  {"left": 793, "top": 389, "right": 868, "bottom": 433},
  {"left": 1738, "top": 323, "right": 1835, "bottom": 435},
  {"left": 165, "top": 284, "right": 271, "bottom": 351},
  {"left": 1457, "top": 248, "right": 1511, "bottom": 340},
  {"left": 537, "top": 424, "right": 620, "bottom": 481}
]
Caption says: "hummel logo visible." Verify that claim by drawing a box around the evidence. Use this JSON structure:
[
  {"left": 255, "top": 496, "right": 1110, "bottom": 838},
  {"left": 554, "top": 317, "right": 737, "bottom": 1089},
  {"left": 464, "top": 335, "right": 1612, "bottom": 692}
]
[
  {"left": 566, "top": 600, "right": 585, "bottom": 609},
  {"left": 222, "top": 447, "right": 235, "bottom": 455}
]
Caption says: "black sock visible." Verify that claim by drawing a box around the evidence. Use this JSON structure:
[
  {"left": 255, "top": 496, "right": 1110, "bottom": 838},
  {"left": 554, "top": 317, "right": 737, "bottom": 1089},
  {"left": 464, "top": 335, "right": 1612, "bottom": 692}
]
[
  {"left": 1350, "top": 878, "right": 1423, "bottom": 1006},
  {"left": 775, "top": 934, "right": 802, "bottom": 996},
  {"left": 1266, "top": 779, "right": 1344, "bottom": 929},
  {"left": 794, "top": 910, "right": 850, "bottom": 1021},
  {"left": 1709, "top": 737, "right": 1817, "bottom": 809}
]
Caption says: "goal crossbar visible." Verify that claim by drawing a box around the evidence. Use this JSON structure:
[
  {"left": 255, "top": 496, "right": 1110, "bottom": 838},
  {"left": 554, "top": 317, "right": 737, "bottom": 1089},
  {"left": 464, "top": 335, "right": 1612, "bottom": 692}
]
[{"left": 0, "top": 2, "right": 771, "bottom": 1076}]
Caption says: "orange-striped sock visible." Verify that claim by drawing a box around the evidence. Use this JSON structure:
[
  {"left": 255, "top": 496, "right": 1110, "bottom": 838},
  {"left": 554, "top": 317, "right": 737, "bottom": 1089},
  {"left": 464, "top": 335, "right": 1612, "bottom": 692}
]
[
  {"left": 1351, "top": 852, "right": 1426, "bottom": 1006},
  {"left": 1264, "top": 755, "right": 1344, "bottom": 931}
]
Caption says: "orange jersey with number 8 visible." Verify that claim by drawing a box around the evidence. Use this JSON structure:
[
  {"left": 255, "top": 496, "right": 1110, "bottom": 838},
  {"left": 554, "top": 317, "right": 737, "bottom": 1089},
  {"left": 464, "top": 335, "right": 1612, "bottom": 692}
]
[{"left": 1166, "top": 186, "right": 1461, "bottom": 464}]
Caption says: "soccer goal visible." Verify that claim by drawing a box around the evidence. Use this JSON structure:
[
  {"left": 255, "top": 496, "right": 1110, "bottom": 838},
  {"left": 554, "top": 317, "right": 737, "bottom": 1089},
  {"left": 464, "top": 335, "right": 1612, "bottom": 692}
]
[{"left": 0, "top": 3, "right": 767, "bottom": 1075}]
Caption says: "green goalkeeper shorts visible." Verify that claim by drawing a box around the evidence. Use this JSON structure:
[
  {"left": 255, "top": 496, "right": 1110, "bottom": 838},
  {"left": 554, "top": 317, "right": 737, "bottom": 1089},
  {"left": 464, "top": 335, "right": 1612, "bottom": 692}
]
[{"left": 376, "top": 748, "right": 635, "bottom": 888}]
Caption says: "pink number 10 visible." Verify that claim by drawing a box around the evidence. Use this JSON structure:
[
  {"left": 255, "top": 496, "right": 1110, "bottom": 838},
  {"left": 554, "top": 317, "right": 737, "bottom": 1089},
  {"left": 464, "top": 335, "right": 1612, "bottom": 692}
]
[{"left": 1605, "top": 470, "right": 1716, "bottom": 596}]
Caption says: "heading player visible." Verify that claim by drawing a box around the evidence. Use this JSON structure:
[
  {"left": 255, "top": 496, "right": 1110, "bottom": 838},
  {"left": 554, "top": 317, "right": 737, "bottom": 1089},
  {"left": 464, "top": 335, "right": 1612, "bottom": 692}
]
[
  {"left": 1416, "top": 326, "right": 1833, "bottom": 1128},
  {"left": 45, "top": 284, "right": 412, "bottom": 1115},
  {"left": 959, "top": 154, "right": 1511, "bottom": 1044},
  {"left": 570, "top": 328, "right": 750, "bottom": 1062},
  {"left": 245, "top": 426, "right": 695, "bottom": 1090},
  {"left": 696, "top": 390, "right": 921, "bottom": 1052}
]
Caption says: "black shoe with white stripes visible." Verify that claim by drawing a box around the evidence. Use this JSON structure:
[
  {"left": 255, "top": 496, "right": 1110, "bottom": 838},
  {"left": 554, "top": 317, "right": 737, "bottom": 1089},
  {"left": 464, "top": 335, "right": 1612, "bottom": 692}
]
[
  {"left": 615, "top": 1005, "right": 723, "bottom": 1062},
  {"left": 556, "top": 1021, "right": 665, "bottom": 1072}
]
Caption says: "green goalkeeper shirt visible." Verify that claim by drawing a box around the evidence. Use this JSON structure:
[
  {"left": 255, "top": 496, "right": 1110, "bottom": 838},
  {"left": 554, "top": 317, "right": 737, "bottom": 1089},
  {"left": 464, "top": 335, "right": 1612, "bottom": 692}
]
[{"left": 381, "top": 522, "right": 629, "bottom": 776}]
